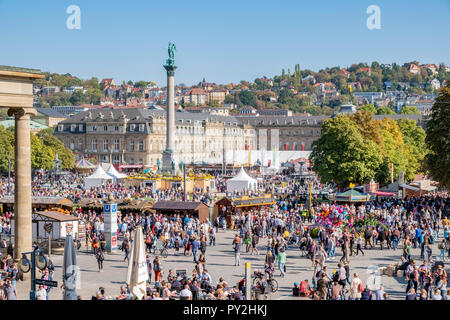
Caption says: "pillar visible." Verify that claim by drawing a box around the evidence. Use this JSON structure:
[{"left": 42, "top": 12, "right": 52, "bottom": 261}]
[
  {"left": 162, "top": 65, "right": 177, "bottom": 174},
  {"left": 9, "top": 107, "right": 36, "bottom": 263},
  {"left": 166, "top": 71, "right": 175, "bottom": 151}
]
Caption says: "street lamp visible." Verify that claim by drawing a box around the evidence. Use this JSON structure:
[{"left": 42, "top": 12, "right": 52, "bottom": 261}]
[
  {"left": 18, "top": 247, "right": 55, "bottom": 300},
  {"left": 7, "top": 151, "right": 11, "bottom": 195}
]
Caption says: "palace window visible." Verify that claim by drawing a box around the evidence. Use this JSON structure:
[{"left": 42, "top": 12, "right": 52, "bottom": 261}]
[
  {"left": 92, "top": 140, "right": 98, "bottom": 152},
  {"left": 103, "top": 140, "right": 109, "bottom": 152},
  {"left": 114, "top": 139, "right": 119, "bottom": 152},
  {"left": 138, "top": 140, "right": 144, "bottom": 152},
  {"left": 130, "top": 140, "right": 135, "bottom": 151}
]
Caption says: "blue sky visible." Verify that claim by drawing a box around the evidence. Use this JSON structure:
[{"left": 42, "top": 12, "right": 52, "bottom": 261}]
[{"left": 0, "top": 0, "right": 449, "bottom": 86}]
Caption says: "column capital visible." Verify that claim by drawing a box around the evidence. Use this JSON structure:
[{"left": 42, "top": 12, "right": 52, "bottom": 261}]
[{"left": 7, "top": 107, "right": 37, "bottom": 118}]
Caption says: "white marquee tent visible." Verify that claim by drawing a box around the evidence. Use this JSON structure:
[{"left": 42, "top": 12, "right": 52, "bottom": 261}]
[
  {"left": 101, "top": 163, "right": 128, "bottom": 182},
  {"left": 226, "top": 167, "right": 258, "bottom": 193},
  {"left": 84, "top": 165, "right": 113, "bottom": 189}
]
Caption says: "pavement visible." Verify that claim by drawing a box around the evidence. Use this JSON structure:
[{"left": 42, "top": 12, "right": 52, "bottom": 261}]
[{"left": 15, "top": 229, "right": 448, "bottom": 300}]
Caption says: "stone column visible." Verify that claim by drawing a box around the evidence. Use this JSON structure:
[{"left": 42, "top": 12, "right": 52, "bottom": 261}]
[
  {"left": 9, "top": 107, "right": 36, "bottom": 263},
  {"left": 166, "top": 70, "right": 175, "bottom": 151},
  {"left": 162, "top": 65, "right": 177, "bottom": 174}
]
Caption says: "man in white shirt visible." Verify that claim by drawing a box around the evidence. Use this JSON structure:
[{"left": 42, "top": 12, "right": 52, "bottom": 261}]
[
  {"left": 36, "top": 285, "right": 47, "bottom": 300},
  {"left": 180, "top": 284, "right": 192, "bottom": 300}
]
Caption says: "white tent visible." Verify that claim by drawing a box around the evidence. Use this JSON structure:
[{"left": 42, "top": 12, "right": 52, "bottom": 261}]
[
  {"left": 226, "top": 167, "right": 258, "bottom": 193},
  {"left": 84, "top": 165, "right": 113, "bottom": 189},
  {"left": 101, "top": 163, "right": 128, "bottom": 181}
]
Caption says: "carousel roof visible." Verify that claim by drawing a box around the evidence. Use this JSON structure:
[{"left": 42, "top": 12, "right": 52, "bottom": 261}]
[{"left": 75, "top": 157, "right": 95, "bottom": 169}]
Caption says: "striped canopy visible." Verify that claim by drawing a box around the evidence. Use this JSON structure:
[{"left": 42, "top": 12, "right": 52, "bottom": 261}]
[
  {"left": 334, "top": 189, "right": 372, "bottom": 203},
  {"left": 75, "top": 157, "right": 95, "bottom": 169}
]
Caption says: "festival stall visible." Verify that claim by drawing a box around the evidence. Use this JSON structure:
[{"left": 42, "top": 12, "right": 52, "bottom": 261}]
[
  {"left": 213, "top": 194, "right": 275, "bottom": 225},
  {"left": 151, "top": 201, "right": 210, "bottom": 223},
  {"left": 333, "top": 189, "right": 372, "bottom": 203},
  {"left": 0, "top": 196, "right": 73, "bottom": 213},
  {"left": 226, "top": 167, "right": 258, "bottom": 193},
  {"left": 84, "top": 165, "right": 113, "bottom": 189}
]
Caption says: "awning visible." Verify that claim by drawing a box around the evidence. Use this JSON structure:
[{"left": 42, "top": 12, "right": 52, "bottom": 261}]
[
  {"left": 370, "top": 191, "right": 397, "bottom": 197},
  {"left": 120, "top": 165, "right": 143, "bottom": 169},
  {"left": 400, "top": 184, "right": 420, "bottom": 192}
]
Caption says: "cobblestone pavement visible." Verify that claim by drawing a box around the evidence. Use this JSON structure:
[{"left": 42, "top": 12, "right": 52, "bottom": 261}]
[{"left": 16, "top": 230, "right": 448, "bottom": 300}]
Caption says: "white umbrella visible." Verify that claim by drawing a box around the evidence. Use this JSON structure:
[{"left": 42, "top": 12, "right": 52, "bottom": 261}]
[{"left": 126, "top": 226, "right": 149, "bottom": 300}]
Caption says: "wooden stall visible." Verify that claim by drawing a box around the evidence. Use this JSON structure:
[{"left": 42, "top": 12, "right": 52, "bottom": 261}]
[
  {"left": 0, "top": 196, "right": 73, "bottom": 213},
  {"left": 151, "top": 201, "right": 210, "bottom": 223},
  {"left": 213, "top": 194, "right": 275, "bottom": 225}
]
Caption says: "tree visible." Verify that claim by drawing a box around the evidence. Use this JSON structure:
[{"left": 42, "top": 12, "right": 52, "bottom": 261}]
[
  {"left": 376, "top": 106, "right": 396, "bottom": 115},
  {"left": 310, "top": 115, "right": 383, "bottom": 188},
  {"left": 69, "top": 89, "right": 87, "bottom": 105},
  {"left": 30, "top": 133, "right": 54, "bottom": 170},
  {"left": 399, "top": 105, "right": 420, "bottom": 114},
  {"left": 36, "top": 127, "right": 75, "bottom": 170},
  {"left": 358, "top": 104, "right": 377, "bottom": 114},
  {"left": 0, "top": 126, "right": 15, "bottom": 172},
  {"left": 224, "top": 94, "right": 234, "bottom": 104},
  {"left": 238, "top": 90, "right": 257, "bottom": 107},
  {"left": 426, "top": 82, "right": 450, "bottom": 188},
  {"left": 85, "top": 88, "right": 103, "bottom": 105},
  {"left": 134, "top": 81, "right": 149, "bottom": 88}
]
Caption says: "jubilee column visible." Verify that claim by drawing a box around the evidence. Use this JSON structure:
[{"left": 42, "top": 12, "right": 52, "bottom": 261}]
[{"left": 162, "top": 42, "right": 178, "bottom": 174}]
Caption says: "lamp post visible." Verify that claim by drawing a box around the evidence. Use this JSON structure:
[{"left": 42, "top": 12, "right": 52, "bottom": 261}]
[
  {"left": 7, "top": 151, "right": 11, "bottom": 195},
  {"left": 19, "top": 247, "right": 53, "bottom": 300}
]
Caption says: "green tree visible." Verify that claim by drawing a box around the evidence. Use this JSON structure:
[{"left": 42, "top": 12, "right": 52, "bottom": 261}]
[
  {"left": 37, "top": 127, "right": 75, "bottom": 170},
  {"left": 224, "top": 94, "right": 234, "bottom": 104},
  {"left": 425, "top": 82, "right": 450, "bottom": 188},
  {"left": 399, "top": 105, "right": 420, "bottom": 114},
  {"left": 31, "top": 133, "right": 54, "bottom": 170},
  {"left": 377, "top": 106, "right": 396, "bottom": 115},
  {"left": 238, "top": 90, "right": 257, "bottom": 107},
  {"left": 310, "top": 115, "right": 383, "bottom": 187},
  {"left": 358, "top": 104, "right": 377, "bottom": 114},
  {"left": 69, "top": 89, "right": 87, "bottom": 105},
  {"left": 0, "top": 126, "right": 15, "bottom": 172}
]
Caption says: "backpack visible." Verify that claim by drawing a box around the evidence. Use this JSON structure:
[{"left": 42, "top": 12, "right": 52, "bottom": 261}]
[
  {"left": 358, "top": 282, "right": 364, "bottom": 293},
  {"left": 332, "top": 271, "right": 339, "bottom": 282}
]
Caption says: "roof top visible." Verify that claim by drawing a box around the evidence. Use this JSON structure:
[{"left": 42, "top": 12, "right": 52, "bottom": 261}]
[
  {"left": 0, "top": 196, "right": 73, "bottom": 206},
  {"left": 33, "top": 211, "right": 80, "bottom": 222},
  {"left": 36, "top": 108, "right": 67, "bottom": 118},
  {"left": 0, "top": 65, "right": 43, "bottom": 74},
  {"left": 152, "top": 201, "right": 208, "bottom": 211}
]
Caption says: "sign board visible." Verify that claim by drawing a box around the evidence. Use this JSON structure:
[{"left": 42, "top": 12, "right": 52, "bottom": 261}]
[
  {"left": 104, "top": 203, "right": 118, "bottom": 252},
  {"left": 35, "top": 279, "right": 58, "bottom": 287}
]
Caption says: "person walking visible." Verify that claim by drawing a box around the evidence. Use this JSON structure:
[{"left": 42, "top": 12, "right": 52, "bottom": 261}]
[
  {"left": 355, "top": 234, "right": 364, "bottom": 256},
  {"left": 277, "top": 248, "right": 287, "bottom": 278},
  {"left": 153, "top": 256, "right": 162, "bottom": 283},
  {"left": 350, "top": 273, "right": 363, "bottom": 300},
  {"left": 95, "top": 248, "right": 104, "bottom": 272},
  {"left": 233, "top": 234, "right": 241, "bottom": 266}
]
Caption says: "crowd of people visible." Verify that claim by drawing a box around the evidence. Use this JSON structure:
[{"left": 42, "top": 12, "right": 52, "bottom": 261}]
[{"left": 0, "top": 167, "right": 449, "bottom": 300}]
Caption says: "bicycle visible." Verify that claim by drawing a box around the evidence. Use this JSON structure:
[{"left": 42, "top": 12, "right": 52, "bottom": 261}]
[
  {"left": 150, "top": 243, "right": 169, "bottom": 258},
  {"left": 252, "top": 271, "right": 278, "bottom": 293}
]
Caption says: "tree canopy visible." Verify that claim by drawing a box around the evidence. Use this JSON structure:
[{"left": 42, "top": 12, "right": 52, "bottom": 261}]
[
  {"left": 425, "top": 81, "right": 450, "bottom": 188},
  {"left": 310, "top": 111, "right": 427, "bottom": 188}
]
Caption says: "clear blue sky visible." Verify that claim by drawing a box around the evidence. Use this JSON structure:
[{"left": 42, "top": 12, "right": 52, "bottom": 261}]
[{"left": 0, "top": 0, "right": 449, "bottom": 86}]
